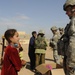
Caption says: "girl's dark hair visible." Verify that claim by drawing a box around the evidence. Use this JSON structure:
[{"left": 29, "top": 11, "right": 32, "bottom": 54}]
[{"left": 4, "top": 29, "right": 17, "bottom": 43}]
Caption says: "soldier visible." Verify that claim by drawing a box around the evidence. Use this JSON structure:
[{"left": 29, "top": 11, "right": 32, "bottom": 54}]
[
  {"left": 59, "top": 28, "right": 64, "bottom": 36},
  {"left": 63, "top": 0, "right": 75, "bottom": 75},
  {"left": 50, "top": 26, "right": 60, "bottom": 64},
  {"left": 57, "top": 28, "right": 64, "bottom": 56},
  {"left": 35, "top": 30, "right": 47, "bottom": 67}
]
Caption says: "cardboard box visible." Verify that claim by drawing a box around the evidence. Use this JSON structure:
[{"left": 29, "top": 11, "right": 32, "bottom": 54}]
[
  {"left": 51, "top": 69, "right": 65, "bottom": 75},
  {"left": 36, "top": 63, "right": 63, "bottom": 75},
  {"left": 42, "top": 69, "right": 65, "bottom": 75},
  {"left": 36, "top": 64, "right": 50, "bottom": 75}
]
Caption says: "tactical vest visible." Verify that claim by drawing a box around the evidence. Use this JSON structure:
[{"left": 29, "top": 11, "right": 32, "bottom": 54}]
[{"left": 35, "top": 36, "right": 47, "bottom": 49}]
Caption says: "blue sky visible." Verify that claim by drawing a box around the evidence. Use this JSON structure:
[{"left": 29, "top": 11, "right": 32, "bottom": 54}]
[{"left": 0, "top": 0, "right": 69, "bottom": 39}]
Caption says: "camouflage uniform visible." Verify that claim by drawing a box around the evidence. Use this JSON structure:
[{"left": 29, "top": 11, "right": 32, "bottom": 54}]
[
  {"left": 35, "top": 30, "right": 47, "bottom": 67},
  {"left": 59, "top": 28, "right": 64, "bottom": 36},
  {"left": 59, "top": 24, "right": 70, "bottom": 74},
  {"left": 50, "top": 26, "right": 60, "bottom": 64},
  {"left": 63, "top": 0, "right": 75, "bottom": 75},
  {"left": 58, "top": 28, "right": 64, "bottom": 56},
  {"left": 66, "top": 17, "right": 75, "bottom": 75}
]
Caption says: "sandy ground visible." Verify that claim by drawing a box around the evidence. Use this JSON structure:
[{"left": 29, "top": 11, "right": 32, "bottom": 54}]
[
  {"left": 0, "top": 44, "right": 62, "bottom": 75},
  {"left": 18, "top": 44, "right": 54, "bottom": 75}
]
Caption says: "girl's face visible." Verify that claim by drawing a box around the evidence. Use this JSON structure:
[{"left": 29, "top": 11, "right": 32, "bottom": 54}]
[{"left": 10, "top": 32, "right": 19, "bottom": 44}]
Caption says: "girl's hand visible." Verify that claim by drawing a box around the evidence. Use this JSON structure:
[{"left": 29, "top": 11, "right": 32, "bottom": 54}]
[{"left": 21, "top": 60, "right": 26, "bottom": 66}]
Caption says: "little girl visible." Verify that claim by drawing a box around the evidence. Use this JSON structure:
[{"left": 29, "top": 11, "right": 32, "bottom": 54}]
[{"left": 1, "top": 29, "right": 22, "bottom": 75}]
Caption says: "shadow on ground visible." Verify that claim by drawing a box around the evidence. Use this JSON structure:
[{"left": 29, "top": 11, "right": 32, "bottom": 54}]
[{"left": 45, "top": 58, "right": 54, "bottom": 62}]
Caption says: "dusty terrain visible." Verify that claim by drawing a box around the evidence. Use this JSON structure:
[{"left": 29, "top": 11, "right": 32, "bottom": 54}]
[{"left": 0, "top": 44, "right": 60, "bottom": 75}]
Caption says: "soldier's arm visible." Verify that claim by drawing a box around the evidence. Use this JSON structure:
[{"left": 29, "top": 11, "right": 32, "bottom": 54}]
[
  {"left": 44, "top": 39, "right": 47, "bottom": 47},
  {"left": 49, "top": 38, "right": 56, "bottom": 48},
  {"left": 50, "top": 39, "right": 56, "bottom": 46},
  {"left": 70, "top": 17, "right": 75, "bottom": 35}
]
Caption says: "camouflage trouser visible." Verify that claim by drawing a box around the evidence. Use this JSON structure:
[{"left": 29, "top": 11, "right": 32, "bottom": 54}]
[
  {"left": 35, "top": 53, "right": 45, "bottom": 67},
  {"left": 53, "top": 50, "right": 60, "bottom": 64}
]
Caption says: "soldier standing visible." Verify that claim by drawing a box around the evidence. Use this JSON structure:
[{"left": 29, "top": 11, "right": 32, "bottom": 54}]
[
  {"left": 57, "top": 28, "right": 64, "bottom": 56},
  {"left": 50, "top": 26, "right": 60, "bottom": 64},
  {"left": 35, "top": 30, "right": 47, "bottom": 67},
  {"left": 63, "top": 0, "right": 75, "bottom": 75}
]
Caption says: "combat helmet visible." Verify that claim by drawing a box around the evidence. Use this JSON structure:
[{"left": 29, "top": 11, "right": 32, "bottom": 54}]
[
  {"left": 51, "top": 26, "right": 57, "bottom": 31},
  {"left": 59, "top": 28, "right": 64, "bottom": 31},
  {"left": 63, "top": 0, "right": 75, "bottom": 11},
  {"left": 38, "top": 30, "right": 45, "bottom": 35}
]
